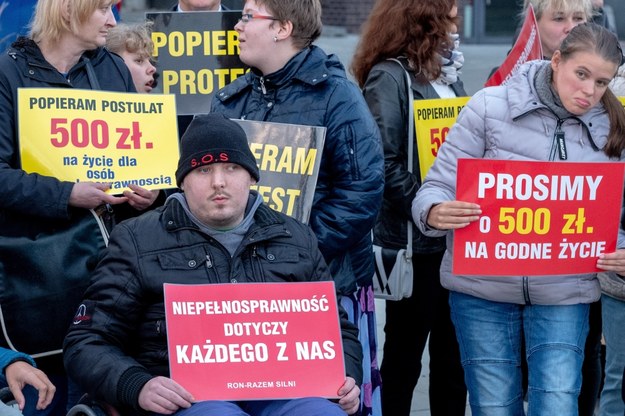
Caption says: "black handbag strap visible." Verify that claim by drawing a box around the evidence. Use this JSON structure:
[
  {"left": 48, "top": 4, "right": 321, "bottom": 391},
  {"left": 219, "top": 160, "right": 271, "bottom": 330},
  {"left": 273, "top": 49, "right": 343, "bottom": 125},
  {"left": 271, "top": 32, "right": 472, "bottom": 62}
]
[
  {"left": 387, "top": 58, "right": 413, "bottom": 257},
  {"left": 84, "top": 57, "right": 101, "bottom": 90}
]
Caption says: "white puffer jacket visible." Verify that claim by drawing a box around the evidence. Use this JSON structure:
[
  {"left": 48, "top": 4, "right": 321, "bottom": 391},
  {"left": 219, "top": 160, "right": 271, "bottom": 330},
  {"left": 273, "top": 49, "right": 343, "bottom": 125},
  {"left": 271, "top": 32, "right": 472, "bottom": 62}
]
[{"left": 412, "top": 60, "right": 625, "bottom": 305}]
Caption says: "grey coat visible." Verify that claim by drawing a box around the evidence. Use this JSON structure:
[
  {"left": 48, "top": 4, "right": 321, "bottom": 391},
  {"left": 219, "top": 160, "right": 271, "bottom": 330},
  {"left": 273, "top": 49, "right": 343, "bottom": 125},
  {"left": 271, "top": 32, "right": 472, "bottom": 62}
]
[
  {"left": 412, "top": 60, "right": 625, "bottom": 305},
  {"left": 599, "top": 272, "right": 625, "bottom": 301},
  {"left": 599, "top": 211, "right": 625, "bottom": 301}
]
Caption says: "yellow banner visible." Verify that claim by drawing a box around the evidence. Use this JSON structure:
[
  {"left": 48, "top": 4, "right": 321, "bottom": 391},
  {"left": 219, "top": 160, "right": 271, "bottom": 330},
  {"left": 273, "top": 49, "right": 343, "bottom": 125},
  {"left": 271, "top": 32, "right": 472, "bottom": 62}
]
[
  {"left": 18, "top": 89, "right": 179, "bottom": 192},
  {"left": 234, "top": 120, "right": 325, "bottom": 223},
  {"left": 413, "top": 97, "right": 470, "bottom": 180}
]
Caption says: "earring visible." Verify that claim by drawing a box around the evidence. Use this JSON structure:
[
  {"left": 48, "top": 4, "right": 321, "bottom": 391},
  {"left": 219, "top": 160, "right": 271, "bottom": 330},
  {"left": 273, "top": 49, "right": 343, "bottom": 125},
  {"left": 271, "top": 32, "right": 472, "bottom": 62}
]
[{"left": 273, "top": 36, "right": 278, "bottom": 42}]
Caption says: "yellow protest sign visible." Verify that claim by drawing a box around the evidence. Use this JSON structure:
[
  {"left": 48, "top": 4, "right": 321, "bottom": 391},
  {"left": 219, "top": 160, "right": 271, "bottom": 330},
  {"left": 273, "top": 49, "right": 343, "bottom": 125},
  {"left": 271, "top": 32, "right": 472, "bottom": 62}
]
[
  {"left": 234, "top": 120, "right": 326, "bottom": 224},
  {"left": 413, "top": 97, "right": 470, "bottom": 180},
  {"left": 18, "top": 88, "right": 179, "bottom": 192},
  {"left": 148, "top": 11, "right": 245, "bottom": 114}
]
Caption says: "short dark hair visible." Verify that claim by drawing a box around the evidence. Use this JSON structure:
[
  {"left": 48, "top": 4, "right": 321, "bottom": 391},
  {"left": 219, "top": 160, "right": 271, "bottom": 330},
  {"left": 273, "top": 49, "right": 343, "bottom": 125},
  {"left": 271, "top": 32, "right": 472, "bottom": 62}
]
[{"left": 257, "top": 0, "right": 322, "bottom": 49}]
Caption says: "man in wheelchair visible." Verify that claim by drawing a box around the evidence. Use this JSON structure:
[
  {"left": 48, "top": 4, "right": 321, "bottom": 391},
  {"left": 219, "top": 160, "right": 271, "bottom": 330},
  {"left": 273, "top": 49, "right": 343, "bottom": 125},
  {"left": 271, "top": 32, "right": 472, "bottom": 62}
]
[{"left": 63, "top": 115, "right": 363, "bottom": 415}]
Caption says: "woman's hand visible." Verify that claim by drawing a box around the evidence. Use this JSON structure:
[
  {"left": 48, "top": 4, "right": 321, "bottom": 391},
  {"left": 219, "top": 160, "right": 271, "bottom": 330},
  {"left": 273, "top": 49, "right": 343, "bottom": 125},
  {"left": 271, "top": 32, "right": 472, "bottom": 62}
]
[
  {"left": 426, "top": 201, "right": 481, "bottom": 230},
  {"left": 597, "top": 248, "right": 625, "bottom": 275},
  {"left": 69, "top": 182, "right": 128, "bottom": 209},
  {"left": 123, "top": 184, "right": 160, "bottom": 211}
]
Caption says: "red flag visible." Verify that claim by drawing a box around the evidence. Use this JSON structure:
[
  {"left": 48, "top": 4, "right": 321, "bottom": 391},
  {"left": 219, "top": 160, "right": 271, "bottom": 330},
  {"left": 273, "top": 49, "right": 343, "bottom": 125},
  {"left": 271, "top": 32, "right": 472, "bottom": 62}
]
[{"left": 484, "top": 5, "right": 543, "bottom": 87}]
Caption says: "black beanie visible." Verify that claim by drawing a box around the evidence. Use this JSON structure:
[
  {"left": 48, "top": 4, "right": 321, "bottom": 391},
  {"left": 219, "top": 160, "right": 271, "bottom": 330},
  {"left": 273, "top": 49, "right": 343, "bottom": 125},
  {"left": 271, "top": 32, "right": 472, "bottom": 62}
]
[{"left": 176, "top": 114, "right": 260, "bottom": 186}]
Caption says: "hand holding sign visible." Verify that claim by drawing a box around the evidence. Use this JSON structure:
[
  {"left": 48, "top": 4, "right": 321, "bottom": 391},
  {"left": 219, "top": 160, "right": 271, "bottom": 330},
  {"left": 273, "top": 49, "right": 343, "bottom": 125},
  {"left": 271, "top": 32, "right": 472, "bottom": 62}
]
[
  {"left": 123, "top": 184, "right": 160, "bottom": 211},
  {"left": 337, "top": 378, "right": 361, "bottom": 415},
  {"left": 426, "top": 200, "right": 481, "bottom": 230},
  {"left": 68, "top": 181, "right": 128, "bottom": 210},
  {"left": 137, "top": 376, "right": 194, "bottom": 415},
  {"left": 597, "top": 249, "right": 625, "bottom": 275}
]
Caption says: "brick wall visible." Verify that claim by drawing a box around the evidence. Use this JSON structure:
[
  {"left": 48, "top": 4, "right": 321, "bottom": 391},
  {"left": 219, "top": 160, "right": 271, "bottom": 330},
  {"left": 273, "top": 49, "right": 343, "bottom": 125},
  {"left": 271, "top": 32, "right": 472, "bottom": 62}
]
[{"left": 321, "top": 0, "right": 375, "bottom": 34}]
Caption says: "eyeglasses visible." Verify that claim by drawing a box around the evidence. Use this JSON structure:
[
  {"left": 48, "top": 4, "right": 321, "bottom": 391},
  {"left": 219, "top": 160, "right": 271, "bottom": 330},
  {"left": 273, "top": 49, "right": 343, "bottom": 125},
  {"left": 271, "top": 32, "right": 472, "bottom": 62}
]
[{"left": 238, "top": 13, "right": 278, "bottom": 24}]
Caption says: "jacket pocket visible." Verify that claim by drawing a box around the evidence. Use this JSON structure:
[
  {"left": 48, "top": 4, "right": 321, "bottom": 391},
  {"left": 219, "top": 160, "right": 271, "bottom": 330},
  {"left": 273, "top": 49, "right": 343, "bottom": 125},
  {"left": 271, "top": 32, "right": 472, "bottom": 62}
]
[
  {"left": 157, "top": 247, "right": 208, "bottom": 270},
  {"left": 254, "top": 245, "right": 300, "bottom": 263},
  {"left": 252, "top": 245, "right": 307, "bottom": 282}
]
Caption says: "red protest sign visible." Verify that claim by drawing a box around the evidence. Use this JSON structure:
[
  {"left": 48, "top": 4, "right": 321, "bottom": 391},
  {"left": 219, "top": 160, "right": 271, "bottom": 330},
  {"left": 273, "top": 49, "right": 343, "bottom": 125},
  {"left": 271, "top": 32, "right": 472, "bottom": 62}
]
[
  {"left": 164, "top": 282, "right": 345, "bottom": 401},
  {"left": 484, "top": 5, "right": 543, "bottom": 87},
  {"left": 453, "top": 159, "right": 624, "bottom": 276}
]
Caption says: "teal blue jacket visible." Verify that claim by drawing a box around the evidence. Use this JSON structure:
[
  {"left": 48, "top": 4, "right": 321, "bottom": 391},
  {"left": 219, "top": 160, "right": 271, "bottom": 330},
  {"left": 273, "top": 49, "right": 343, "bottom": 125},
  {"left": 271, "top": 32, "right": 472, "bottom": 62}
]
[{"left": 0, "top": 348, "right": 35, "bottom": 381}]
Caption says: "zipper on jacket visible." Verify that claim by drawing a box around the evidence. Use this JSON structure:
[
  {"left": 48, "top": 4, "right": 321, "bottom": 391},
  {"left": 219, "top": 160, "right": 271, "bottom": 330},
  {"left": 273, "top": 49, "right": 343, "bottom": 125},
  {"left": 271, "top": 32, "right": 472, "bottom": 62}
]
[
  {"left": 99, "top": 203, "right": 115, "bottom": 234},
  {"left": 205, "top": 254, "right": 213, "bottom": 269},
  {"left": 250, "top": 245, "right": 264, "bottom": 282},
  {"left": 260, "top": 77, "right": 267, "bottom": 94},
  {"left": 548, "top": 119, "right": 567, "bottom": 161},
  {"left": 555, "top": 120, "right": 567, "bottom": 160}
]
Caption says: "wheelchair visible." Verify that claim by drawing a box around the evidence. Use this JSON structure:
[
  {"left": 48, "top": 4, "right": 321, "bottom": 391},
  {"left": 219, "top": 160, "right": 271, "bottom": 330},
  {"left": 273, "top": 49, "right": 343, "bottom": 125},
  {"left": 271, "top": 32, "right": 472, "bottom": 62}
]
[
  {"left": 67, "top": 394, "right": 120, "bottom": 416},
  {"left": 0, "top": 388, "right": 118, "bottom": 416},
  {"left": 0, "top": 386, "right": 18, "bottom": 410}
]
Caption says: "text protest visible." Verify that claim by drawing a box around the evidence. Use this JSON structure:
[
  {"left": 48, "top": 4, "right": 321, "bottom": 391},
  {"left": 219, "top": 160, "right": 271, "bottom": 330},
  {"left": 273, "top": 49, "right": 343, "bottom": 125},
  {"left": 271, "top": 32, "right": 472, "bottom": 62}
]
[
  {"left": 413, "top": 97, "right": 470, "bottom": 180},
  {"left": 164, "top": 282, "right": 345, "bottom": 401},
  {"left": 453, "top": 159, "right": 625, "bottom": 276},
  {"left": 18, "top": 89, "right": 179, "bottom": 192},
  {"left": 147, "top": 11, "right": 244, "bottom": 115},
  {"left": 234, "top": 119, "right": 326, "bottom": 224}
]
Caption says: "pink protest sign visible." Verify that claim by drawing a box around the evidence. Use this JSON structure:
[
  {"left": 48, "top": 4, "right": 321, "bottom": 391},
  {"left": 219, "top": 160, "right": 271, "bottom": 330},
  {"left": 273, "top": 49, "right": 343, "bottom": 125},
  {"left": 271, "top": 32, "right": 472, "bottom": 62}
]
[{"left": 164, "top": 281, "right": 345, "bottom": 400}]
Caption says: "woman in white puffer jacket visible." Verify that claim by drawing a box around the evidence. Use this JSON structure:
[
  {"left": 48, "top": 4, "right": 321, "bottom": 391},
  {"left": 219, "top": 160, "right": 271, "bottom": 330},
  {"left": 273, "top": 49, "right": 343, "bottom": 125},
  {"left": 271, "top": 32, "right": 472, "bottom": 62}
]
[{"left": 413, "top": 23, "right": 625, "bottom": 415}]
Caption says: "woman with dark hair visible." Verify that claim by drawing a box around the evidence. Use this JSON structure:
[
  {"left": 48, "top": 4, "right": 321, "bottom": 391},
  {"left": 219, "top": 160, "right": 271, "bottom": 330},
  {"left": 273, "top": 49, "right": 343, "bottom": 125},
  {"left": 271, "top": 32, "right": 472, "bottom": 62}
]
[
  {"left": 413, "top": 23, "right": 625, "bottom": 415},
  {"left": 351, "top": 1, "right": 467, "bottom": 415}
]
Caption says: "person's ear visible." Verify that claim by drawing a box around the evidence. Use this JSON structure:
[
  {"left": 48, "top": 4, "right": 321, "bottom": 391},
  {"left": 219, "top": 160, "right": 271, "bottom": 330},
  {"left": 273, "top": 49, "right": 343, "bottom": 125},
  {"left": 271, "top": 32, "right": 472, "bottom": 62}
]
[
  {"left": 275, "top": 20, "right": 293, "bottom": 42},
  {"left": 551, "top": 50, "right": 562, "bottom": 72}
]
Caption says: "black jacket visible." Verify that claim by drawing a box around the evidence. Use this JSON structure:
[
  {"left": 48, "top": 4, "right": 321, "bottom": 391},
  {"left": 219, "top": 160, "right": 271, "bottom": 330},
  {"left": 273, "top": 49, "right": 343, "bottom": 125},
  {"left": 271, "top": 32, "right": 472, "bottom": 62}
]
[
  {"left": 64, "top": 197, "right": 363, "bottom": 411},
  {"left": 363, "top": 58, "right": 466, "bottom": 253}
]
